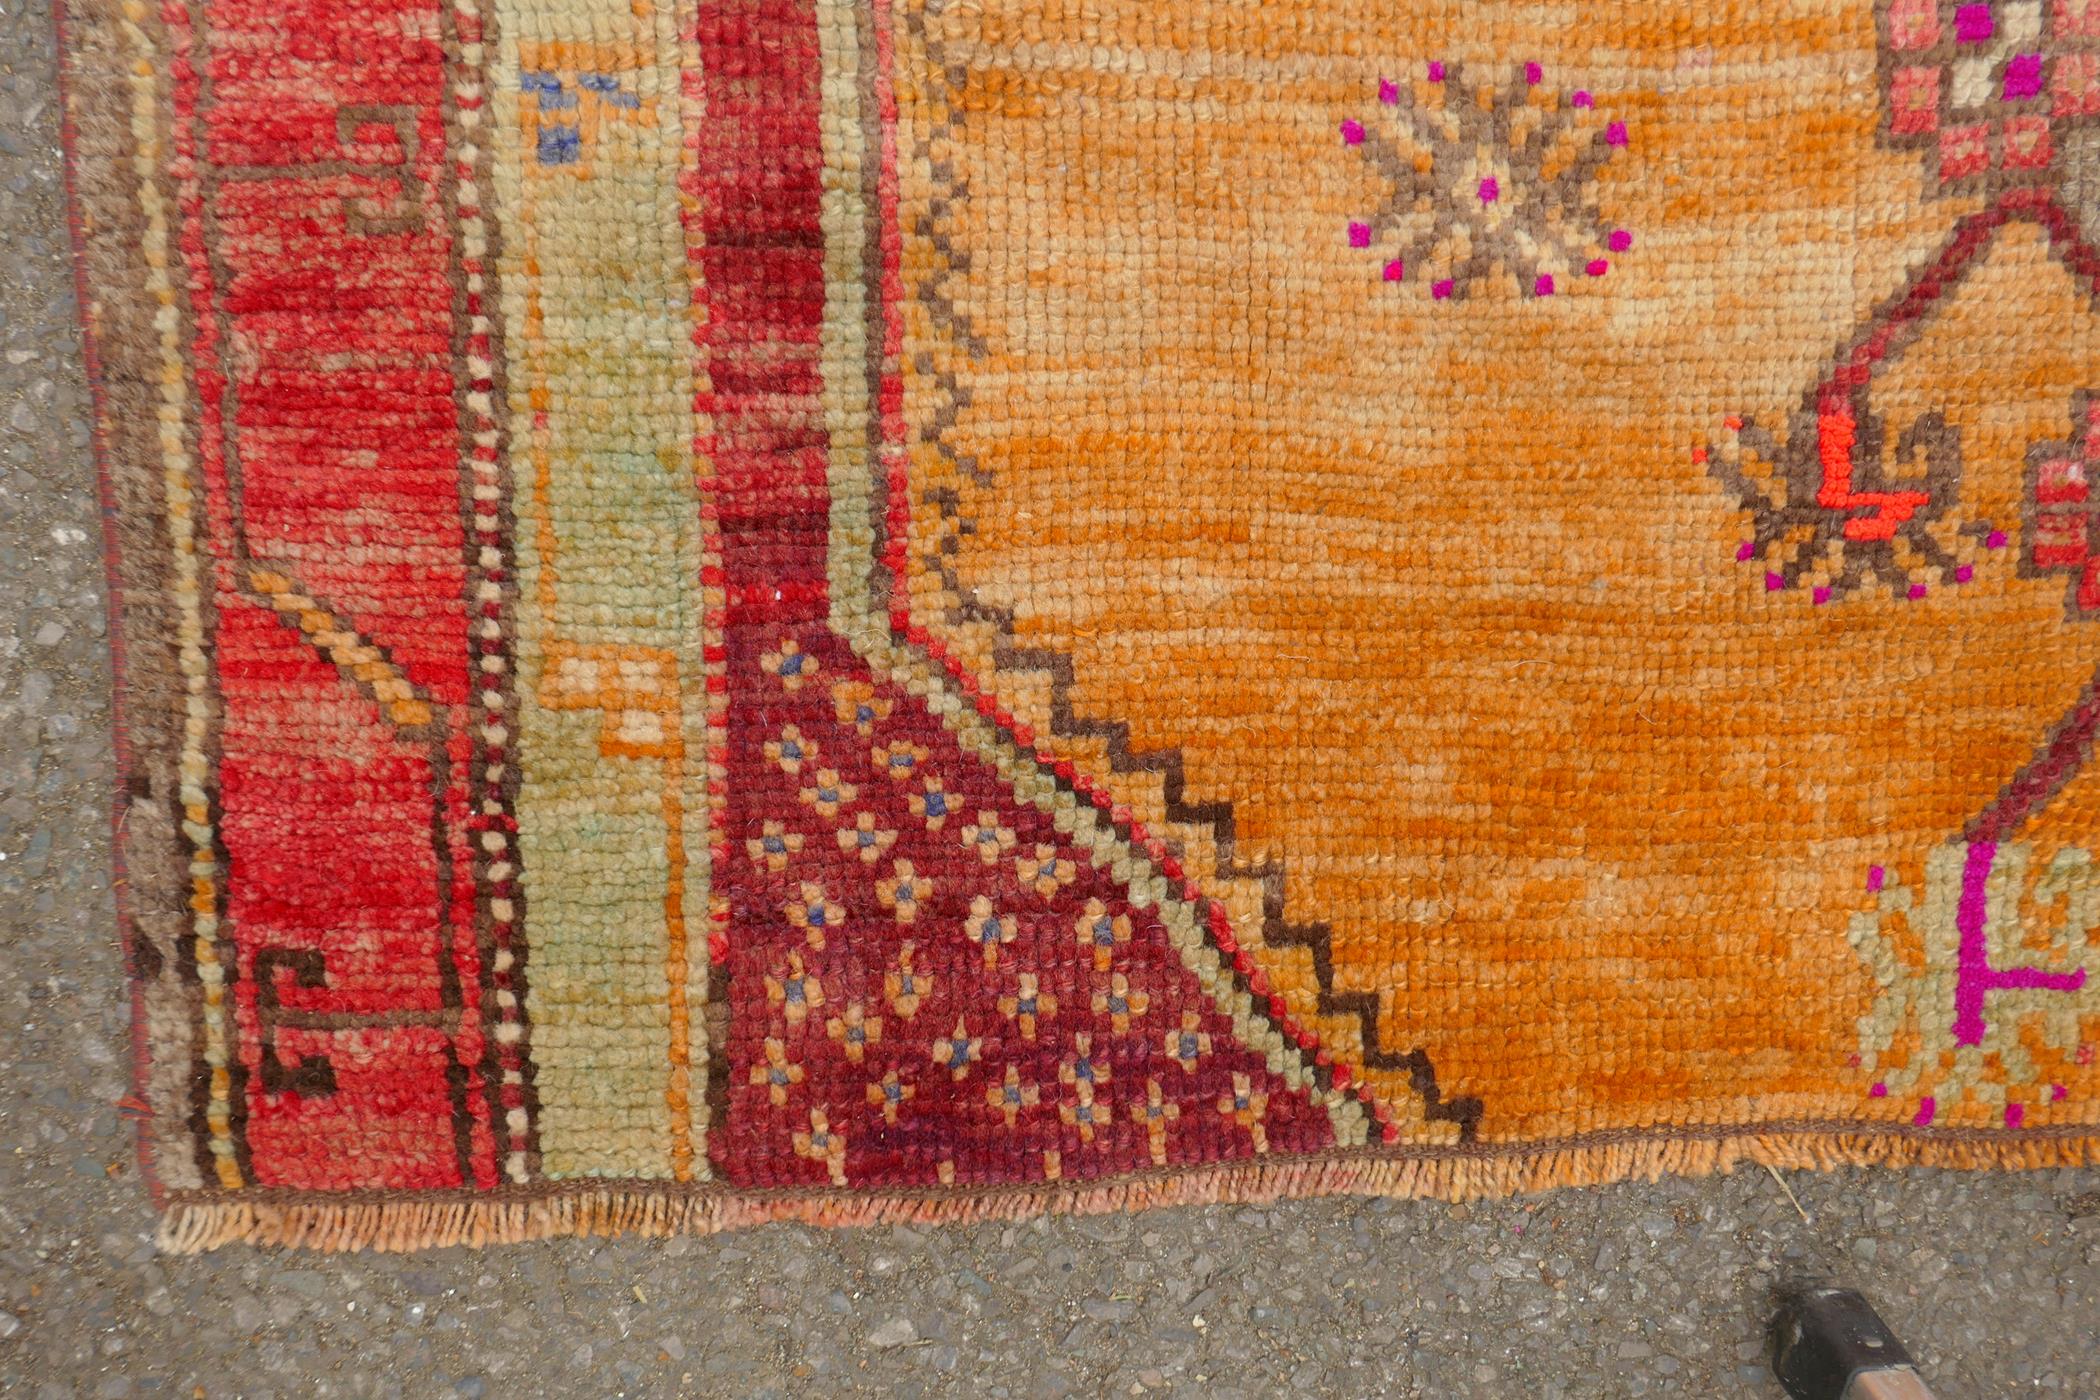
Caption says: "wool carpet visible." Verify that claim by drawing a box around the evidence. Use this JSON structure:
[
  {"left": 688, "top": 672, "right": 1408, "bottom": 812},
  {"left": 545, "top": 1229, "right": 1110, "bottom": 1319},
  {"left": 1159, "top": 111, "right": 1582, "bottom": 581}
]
[{"left": 59, "top": 0, "right": 2100, "bottom": 1251}]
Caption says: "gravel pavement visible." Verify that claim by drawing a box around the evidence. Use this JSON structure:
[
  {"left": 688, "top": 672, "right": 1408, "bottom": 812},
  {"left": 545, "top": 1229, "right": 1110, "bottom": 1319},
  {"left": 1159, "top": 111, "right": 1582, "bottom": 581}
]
[{"left": 4, "top": 1, "right": 2099, "bottom": 1394}]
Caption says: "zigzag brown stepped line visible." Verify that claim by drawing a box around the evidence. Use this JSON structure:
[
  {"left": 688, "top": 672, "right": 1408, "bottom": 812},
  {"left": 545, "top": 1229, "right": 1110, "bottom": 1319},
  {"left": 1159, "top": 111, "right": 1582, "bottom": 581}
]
[
  {"left": 892, "top": 0, "right": 1477, "bottom": 1139},
  {"left": 913, "top": 524, "right": 1485, "bottom": 1140},
  {"left": 817, "top": 0, "right": 1400, "bottom": 1156}
]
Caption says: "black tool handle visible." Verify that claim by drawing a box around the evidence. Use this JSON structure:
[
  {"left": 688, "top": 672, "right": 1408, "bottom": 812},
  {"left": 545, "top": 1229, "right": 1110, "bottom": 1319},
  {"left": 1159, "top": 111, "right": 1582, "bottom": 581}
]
[{"left": 1771, "top": 1286, "right": 1938, "bottom": 1400}]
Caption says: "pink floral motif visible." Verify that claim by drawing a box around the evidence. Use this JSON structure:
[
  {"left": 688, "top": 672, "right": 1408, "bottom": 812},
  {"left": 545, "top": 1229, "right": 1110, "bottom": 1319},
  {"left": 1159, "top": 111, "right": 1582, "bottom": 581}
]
[{"left": 1880, "top": 0, "right": 2100, "bottom": 193}]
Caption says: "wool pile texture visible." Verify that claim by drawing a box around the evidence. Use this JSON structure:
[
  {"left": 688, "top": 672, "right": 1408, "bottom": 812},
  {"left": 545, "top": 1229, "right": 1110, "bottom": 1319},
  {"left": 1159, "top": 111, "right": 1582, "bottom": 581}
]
[{"left": 58, "top": 0, "right": 2100, "bottom": 1252}]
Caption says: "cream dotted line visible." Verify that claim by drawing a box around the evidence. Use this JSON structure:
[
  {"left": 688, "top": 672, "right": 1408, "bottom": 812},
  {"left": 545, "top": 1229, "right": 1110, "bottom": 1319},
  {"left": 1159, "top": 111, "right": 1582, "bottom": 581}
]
[{"left": 448, "top": 0, "right": 534, "bottom": 1186}]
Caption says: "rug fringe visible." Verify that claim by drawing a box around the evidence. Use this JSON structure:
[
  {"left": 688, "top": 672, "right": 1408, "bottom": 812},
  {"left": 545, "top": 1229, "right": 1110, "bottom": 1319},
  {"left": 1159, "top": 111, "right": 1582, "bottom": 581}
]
[{"left": 154, "top": 1129, "right": 2100, "bottom": 1253}]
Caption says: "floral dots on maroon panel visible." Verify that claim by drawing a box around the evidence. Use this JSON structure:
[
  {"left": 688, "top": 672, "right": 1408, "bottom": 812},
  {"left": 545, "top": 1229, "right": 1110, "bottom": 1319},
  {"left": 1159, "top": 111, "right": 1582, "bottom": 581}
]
[{"left": 713, "top": 626, "right": 1335, "bottom": 1189}]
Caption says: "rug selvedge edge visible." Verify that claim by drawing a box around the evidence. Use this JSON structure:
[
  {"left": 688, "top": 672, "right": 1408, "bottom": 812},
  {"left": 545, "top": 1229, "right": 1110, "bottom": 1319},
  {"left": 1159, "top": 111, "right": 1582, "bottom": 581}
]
[{"left": 54, "top": 0, "right": 222, "bottom": 1203}]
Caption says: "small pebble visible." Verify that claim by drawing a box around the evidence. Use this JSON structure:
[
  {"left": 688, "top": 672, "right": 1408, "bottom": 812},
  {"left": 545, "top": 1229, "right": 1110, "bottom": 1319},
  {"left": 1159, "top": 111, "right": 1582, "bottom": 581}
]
[{"left": 867, "top": 1317, "right": 916, "bottom": 1349}]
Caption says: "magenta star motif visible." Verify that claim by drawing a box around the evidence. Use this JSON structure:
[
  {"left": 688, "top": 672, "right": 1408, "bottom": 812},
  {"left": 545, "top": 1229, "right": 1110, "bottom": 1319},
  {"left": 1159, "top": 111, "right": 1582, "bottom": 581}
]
[{"left": 1340, "top": 61, "right": 1634, "bottom": 301}]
